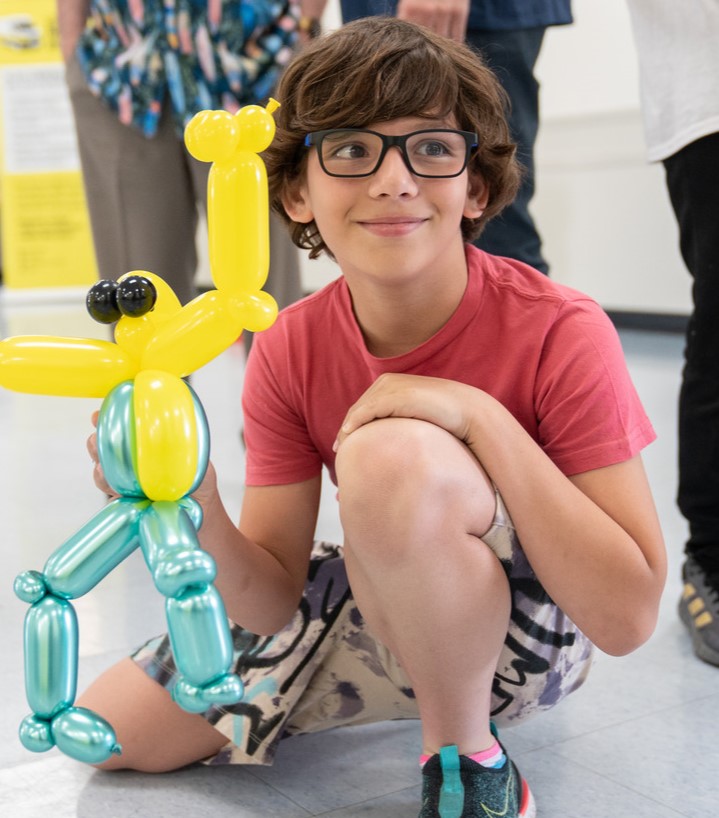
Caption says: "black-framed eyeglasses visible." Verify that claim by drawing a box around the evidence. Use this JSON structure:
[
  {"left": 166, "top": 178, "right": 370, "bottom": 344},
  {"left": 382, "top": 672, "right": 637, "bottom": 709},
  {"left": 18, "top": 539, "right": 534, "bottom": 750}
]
[{"left": 304, "top": 128, "right": 478, "bottom": 178}]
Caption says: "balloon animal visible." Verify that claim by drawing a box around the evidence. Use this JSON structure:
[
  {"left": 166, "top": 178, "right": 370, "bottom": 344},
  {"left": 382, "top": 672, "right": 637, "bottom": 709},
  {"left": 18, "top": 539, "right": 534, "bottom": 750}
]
[{"left": 4, "top": 100, "right": 280, "bottom": 765}]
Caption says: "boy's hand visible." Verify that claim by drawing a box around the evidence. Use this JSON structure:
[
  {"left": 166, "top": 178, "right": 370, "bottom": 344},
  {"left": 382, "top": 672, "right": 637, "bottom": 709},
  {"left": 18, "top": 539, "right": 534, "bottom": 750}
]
[
  {"left": 87, "top": 410, "right": 118, "bottom": 499},
  {"left": 333, "top": 373, "right": 474, "bottom": 451},
  {"left": 396, "top": 0, "right": 470, "bottom": 42}
]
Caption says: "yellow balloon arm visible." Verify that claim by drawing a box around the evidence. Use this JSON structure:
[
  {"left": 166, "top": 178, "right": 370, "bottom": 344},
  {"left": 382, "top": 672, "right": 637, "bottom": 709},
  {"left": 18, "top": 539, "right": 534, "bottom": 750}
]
[
  {"left": 0, "top": 336, "right": 138, "bottom": 397},
  {"left": 140, "top": 291, "right": 245, "bottom": 376}
]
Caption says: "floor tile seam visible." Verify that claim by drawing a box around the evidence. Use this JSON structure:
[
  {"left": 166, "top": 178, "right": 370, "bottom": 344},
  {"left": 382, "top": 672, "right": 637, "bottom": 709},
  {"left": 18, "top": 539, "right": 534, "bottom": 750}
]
[
  {"left": 238, "top": 773, "right": 315, "bottom": 817},
  {"left": 526, "top": 688, "right": 719, "bottom": 753},
  {"left": 310, "top": 782, "right": 421, "bottom": 816},
  {"left": 240, "top": 770, "right": 421, "bottom": 817},
  {"left": 527, "top": 747, "right": 691, "bottom": 817}
]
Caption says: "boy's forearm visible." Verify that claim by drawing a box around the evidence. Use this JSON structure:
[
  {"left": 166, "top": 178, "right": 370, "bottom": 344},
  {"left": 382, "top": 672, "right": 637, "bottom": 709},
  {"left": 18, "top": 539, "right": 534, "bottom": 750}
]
[
  {"left": 462, "top": 389, "right": 665, "bottom": 654},
  {"left": 299, "top": 0, "right": 327, "bottom": 19},
  {"left": 56, "top": 0, "right": 91, "bottom": 61},
  {"left": 196, "top": 495, "right": 303, "bottom": 635}
]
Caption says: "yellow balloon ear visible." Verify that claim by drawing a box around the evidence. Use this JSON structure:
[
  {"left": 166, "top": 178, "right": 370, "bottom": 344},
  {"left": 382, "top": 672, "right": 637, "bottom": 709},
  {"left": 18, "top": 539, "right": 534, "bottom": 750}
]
[
  {"left": 234, "top": 104, "right": 277, "bottom": 154},
  {"left": 185, "top": 110, "right": 240, "bottom": 164}
]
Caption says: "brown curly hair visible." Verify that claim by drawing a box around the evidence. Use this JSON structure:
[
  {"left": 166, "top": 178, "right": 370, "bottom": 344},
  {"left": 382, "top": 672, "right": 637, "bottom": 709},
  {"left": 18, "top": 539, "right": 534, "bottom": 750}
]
[{"left": 264, "top": 17, "right": 521, "bottom": 259}]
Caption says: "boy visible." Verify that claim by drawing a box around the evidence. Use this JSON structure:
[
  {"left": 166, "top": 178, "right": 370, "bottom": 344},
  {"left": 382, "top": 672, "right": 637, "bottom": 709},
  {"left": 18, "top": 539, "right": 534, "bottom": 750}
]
[{"left": 82, "top": 18, "right": 666, "bottom": 818}]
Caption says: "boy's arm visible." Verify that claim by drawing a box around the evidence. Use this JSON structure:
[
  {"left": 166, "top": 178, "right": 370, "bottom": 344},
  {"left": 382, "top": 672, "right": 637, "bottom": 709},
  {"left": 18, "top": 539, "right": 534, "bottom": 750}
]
[
  {"left": 334, "top": 374, "right": 667, "bottom": 656},
  {"left": 193, "top": 475, "right": 321, "bottom": 636},
  {"left": 56, "top": 0, "right": 91, "bottom": 62},
  {"left": 396, "top": 0, "right": 470, "bottom": 42}
]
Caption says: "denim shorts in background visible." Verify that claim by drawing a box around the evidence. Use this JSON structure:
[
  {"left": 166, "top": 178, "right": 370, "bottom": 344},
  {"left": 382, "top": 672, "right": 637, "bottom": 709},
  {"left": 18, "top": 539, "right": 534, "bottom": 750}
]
[{"left": 132, "top": 492, "right": 594, "bottom": 765}]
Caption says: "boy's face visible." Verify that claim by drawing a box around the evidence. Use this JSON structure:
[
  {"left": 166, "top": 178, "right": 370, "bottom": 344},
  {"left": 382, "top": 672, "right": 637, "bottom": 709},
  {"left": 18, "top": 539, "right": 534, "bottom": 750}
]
[{"left": 283, "top": 116, "right": 487, "bottom": 286}]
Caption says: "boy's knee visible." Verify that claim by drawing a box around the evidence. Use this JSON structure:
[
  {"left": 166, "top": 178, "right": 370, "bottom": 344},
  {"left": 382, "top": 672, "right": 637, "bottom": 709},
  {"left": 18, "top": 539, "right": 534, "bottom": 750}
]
[
  {"left": 336, "top": 417, "right": 452, "bottom": 496},
  {"left": 336, "top": 417, "right": 495, "bottom": 540}
]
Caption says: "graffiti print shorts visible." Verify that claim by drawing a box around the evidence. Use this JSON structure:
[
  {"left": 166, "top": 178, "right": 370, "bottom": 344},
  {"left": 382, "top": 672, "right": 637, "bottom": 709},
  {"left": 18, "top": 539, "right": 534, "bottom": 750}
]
[{"left": 132, "top": 492, "right": 594, "bottom": 766}]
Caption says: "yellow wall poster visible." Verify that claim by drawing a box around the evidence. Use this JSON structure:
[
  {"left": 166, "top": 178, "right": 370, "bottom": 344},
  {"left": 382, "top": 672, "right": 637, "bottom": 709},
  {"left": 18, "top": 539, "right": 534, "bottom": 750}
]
[{"left": 0, "top": 0, "right": 97, "bottom": 289}]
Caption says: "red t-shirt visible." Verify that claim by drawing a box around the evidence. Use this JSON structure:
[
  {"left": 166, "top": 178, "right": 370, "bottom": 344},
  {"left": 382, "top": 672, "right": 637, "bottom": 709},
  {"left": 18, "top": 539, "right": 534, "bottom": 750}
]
[{"left": 243, "top": 245, "right": 655, "bottom": 486}]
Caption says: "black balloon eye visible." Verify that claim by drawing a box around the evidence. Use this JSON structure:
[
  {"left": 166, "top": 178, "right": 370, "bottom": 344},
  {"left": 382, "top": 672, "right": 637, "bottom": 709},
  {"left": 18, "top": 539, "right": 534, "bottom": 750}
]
[
  {"left": 116, "top": 275, "right": 157, "bottom": 318},
  {"left": 86, "top": 280, "right": 121, "bottom": 324}
]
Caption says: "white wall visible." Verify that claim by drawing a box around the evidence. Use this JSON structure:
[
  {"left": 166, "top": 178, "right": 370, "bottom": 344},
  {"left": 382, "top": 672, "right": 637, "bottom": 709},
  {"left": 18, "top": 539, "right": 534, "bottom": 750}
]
[{"left": 301, "top": 0, "right": 692, "bottom": 316}]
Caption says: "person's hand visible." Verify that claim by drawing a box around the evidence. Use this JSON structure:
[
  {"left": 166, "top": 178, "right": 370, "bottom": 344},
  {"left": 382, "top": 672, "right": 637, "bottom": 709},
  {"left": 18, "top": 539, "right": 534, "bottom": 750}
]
[
  {"left": 87, "top": 410, "right": 118, "bottom": 499},
  {"left": 396, "top": 0, "right": 470, "bottom": 42},
  {"left": 333, "top": 373, "right": 475, "bottom": 451}
]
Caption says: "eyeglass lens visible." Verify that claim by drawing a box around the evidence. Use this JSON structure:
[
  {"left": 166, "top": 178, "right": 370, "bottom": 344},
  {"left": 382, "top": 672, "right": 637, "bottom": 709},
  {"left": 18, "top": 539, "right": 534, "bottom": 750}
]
[{"left": 317, "top": 130, "right": 472, "bottom": 177}]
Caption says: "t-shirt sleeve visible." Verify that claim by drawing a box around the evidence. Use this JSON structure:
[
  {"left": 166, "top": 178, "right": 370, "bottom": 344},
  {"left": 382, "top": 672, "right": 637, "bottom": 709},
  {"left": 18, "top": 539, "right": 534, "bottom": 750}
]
[
  {"left": 242, "top": 332, "right": 323, "bottom": 486},
  {"left": 534, "top": 299, "right": 656, "bottom": 475}
]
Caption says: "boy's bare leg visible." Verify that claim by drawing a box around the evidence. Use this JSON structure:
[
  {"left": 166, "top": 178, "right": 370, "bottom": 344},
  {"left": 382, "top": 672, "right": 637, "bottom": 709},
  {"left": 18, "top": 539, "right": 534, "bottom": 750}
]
[
  {"left": 336, "top": 417, "right": 510, "bottom": 756},
  {"left": 77, "top": 658, "right": 228, "bottom": 772}
]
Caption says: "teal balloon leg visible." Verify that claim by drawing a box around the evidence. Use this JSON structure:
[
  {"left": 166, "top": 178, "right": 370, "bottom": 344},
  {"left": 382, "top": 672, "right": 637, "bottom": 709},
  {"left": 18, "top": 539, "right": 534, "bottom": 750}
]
[
  {"left": 166, "top": 581, "right": 242, "bottom": 710},
  {"left": 44, "top": 499, "right": 148, "bottom": 599},
  {"left": 17, "top": 595, "right": 119, "bottom": 761},
  {"left": 139, "top": 501, "right": 216, "bottom": 598},
  {"left": 24, "top": 596, "right": 78, "bottom": 718}
]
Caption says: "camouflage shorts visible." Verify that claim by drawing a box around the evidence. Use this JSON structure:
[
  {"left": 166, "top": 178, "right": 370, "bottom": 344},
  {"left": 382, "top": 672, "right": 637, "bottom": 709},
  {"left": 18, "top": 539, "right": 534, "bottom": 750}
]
[{"left": 132, "top": 493, "right": 594, "bottom": 765}]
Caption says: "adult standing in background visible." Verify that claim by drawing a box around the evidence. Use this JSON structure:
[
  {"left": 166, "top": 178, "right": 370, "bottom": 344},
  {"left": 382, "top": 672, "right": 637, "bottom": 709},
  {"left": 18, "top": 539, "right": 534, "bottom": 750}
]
[
  {"left": 338, "top": 0, "right": 573, "bottom": 275},
  {"left": 56, "top": 0, "right": 308, "bottom": 312},
  {"left": 626, "top": 0, "right": 719, "bottom": 667}
]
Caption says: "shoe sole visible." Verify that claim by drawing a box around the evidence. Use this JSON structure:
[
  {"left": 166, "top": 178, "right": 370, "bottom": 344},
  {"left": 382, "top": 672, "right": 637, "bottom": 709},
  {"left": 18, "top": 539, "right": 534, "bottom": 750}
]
[
  {"left": 678, "top": 600, "right": 719, "bottom": 666},
  {"left": 520, "top": 777, "right": 537, "bottom": 818}
]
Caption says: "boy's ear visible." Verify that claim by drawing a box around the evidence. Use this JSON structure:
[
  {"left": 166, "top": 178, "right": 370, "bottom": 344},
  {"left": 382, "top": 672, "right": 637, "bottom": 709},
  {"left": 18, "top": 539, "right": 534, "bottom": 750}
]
[
  {"left": 282, "top": 179, "right": 314, "bottom": 224},
  {"left": 464, "top": 174, "right": 490, "bottom": 219}
]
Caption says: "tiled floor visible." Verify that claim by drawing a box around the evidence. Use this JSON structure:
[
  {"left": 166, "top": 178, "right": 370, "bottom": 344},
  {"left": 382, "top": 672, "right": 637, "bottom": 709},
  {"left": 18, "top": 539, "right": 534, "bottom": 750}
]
[{"left": 1, "top": 301, "right": 716, "bottom": 817}]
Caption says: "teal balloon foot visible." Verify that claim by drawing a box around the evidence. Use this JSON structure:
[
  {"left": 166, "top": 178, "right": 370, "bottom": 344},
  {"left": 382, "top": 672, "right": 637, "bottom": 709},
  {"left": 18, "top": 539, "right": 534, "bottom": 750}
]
[
  {"left": 19, "top": 714, "right": 54, "bottom": 753},
  {"left": 14, "top": 571, "right": 47, "bottom": 604},
  {"left": 51, "top": 706, "right": 122, "bottom": 764},
  {"left": 172, "top": 673, "right": 244, "bottom": 713}
]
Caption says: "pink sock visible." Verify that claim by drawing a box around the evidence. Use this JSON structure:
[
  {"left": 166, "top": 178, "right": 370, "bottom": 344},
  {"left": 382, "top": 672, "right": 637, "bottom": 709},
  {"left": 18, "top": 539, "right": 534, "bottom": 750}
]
[{"left": 420, "top": 740, "right": 505, "bottom": 769}]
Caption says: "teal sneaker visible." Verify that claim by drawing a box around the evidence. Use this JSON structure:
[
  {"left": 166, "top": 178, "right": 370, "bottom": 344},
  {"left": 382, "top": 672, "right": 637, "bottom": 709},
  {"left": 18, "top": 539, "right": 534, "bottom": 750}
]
[{"left": 419, "top": 743, "right": 536, "bottom": 818}]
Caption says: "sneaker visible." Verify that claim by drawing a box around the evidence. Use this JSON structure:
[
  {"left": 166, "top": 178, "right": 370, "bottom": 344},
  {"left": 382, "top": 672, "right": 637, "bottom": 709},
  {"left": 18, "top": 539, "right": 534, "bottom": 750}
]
[
  {"left": 679, "top": 555, "right": 719, "bottom": 666},
  {"left": 419, "top": 743, "right": 536, "bottom": 818}
]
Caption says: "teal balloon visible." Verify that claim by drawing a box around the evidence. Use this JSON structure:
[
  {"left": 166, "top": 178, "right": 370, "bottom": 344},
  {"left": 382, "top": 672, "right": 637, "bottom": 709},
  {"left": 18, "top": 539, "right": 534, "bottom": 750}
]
[
  {"left": 173, "top": 673, "right": 243, "bottom": 713},
  {"left": 14, "top": 570, "right": 47, "bottom": 604},
  {"left": 44, "top": 499, "right": 147, "bottom": 599},
  {"left": 140, "top": 502, "right": 216, "bottom": 597},
  {"left": 187, "top": 384, "right": 210, "bottom": 496},
  {"left": 172, "top": 678, "right": 209, "bottom": 713},
  {"left": 24, "top": 596, "right": 77, "bottom": 718},
  {"left": 51, "top": 706, "right": 121, "bottom": 764},
  {"left": 97, "top": 381, "right": 143, "bottom": 497},
  {"left": 179, "top": 496, "right": 203, "bottom": 529},
  {"left": 18, "top": 714, "right": 54, "bottom": 753},
  {"left": 166, "top": 584, "right": 233, "bottom": 686}
]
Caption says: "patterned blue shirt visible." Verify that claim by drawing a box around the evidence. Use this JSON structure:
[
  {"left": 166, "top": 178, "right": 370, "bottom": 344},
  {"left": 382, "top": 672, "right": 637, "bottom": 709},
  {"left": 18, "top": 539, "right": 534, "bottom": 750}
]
[{"left": 76, "top": 0, "right": 300, "bottom": 137}]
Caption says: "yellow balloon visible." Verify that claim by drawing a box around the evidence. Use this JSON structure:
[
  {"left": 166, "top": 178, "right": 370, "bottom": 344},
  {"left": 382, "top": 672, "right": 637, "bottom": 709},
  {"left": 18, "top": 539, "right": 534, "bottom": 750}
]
[
  {"left": 234, "top": 103, "right": 277, "bottom": 153},
  {"left": 114, "top": 271, "right": 182, "bottom": 361},
  {"left": 134, "top": 371, "right": 198, "bottom": 501},
  {"left": 140, "top": 290, "right": 243, "bottom": 376},
  {"left": 184, "top": 110, "right": 239, "bottom": 164},
  {"left": 208, "top": 156, "right": 270, "bottom": 295},
  {"left": 231, "top": 291, "right": 279, "bottom": 333},
  {"left": 0, "top": 337, "right": 137, "bottom": 397}
]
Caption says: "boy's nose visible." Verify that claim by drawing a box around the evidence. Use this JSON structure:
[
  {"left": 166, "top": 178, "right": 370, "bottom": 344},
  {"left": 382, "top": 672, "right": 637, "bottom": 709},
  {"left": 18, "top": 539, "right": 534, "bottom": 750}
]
[{"left": 368, "top": 146, "right": 419, "bottom": 196}]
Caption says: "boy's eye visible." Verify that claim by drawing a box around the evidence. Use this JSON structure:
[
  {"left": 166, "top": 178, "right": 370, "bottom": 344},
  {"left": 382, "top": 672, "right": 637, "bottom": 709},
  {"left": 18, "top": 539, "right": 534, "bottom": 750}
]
[
  {"left": 331, "top": 141, "right": 371, "bottom": 160},
  {"left": 412, "top": 138, "right": 455, "bottom": 158}
]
